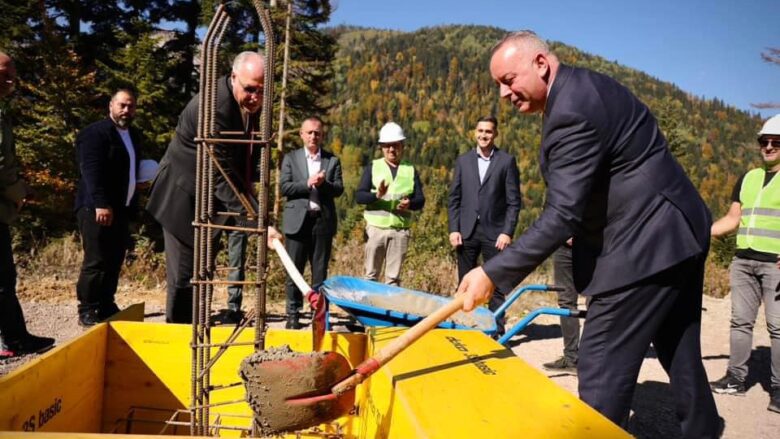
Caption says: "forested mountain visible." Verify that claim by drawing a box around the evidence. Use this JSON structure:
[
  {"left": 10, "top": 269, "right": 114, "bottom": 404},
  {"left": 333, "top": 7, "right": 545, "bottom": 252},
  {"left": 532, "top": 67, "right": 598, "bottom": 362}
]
[
  {"left": 325, "top": 25, "right": 764, "bottom": 276},
  {"left": 2, "top": 13, "right": 764, "bottom": 291}
]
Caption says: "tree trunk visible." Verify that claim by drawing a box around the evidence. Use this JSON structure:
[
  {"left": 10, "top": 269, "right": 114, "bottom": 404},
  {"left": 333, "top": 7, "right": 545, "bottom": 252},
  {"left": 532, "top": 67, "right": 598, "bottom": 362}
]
[{"left": 273, "top": 0, "right": 293, "bottom": 223}]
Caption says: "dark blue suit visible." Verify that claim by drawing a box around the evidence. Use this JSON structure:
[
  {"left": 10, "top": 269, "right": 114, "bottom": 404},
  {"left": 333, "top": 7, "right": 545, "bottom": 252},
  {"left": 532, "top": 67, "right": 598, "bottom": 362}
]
[
  {"left": 482, "top": 65, "right": 719, "bottom": 436},
  {"left": 448, "top": 147, "right": 521, "bottom": 319}
]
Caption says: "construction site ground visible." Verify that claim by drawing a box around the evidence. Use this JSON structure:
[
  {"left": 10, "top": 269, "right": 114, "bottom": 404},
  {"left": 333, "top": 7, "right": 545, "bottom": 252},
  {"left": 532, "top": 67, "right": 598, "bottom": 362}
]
[{"left": 1, "top": 283, "right": 777, "bottom": 438}]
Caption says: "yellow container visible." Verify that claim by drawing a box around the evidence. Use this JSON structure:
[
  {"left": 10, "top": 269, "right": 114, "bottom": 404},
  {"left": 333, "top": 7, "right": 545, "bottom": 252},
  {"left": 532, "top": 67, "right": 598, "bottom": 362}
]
[{"left": 0, "top": 320, "right": 627, "bottom": 438}]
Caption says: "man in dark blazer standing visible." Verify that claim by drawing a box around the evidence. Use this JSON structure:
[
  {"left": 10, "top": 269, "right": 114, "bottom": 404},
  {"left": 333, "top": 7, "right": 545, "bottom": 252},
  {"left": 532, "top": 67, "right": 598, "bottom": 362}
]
[
  {"left": 448, "top": 115, "right": 521, "bottom": 335},
  {"left": 75, "top": 89, "right": 142, "bottom": 327},
  {"left": 457, "top": 31, "right": 720, "bottom": 436},
  {"left": 146, "top": 52, "right": 264, "bottom": 323},
  {"left": 280, "top": 117, "right": 343, "bottom": 329},
  {"left": 0, "top": 52, "right": 54, "bottom": 358}
]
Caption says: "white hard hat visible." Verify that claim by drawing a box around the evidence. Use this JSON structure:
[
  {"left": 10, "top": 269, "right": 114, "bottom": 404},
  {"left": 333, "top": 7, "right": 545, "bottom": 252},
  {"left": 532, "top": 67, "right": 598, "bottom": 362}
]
[
  {"left": 138, "top": 159, "right": 159, "bottom": 183},
  {"left": 758, "top": 114, "right": 780, "bottom": 137},
  {"left": 378, "top": 122, "right": 406, "bottom": 144}
]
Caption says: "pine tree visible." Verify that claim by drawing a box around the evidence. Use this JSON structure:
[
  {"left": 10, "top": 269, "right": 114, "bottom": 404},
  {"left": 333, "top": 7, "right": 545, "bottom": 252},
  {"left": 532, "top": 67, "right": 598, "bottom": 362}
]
[
  {"left": 97, "top": 23, "right": 180, "bottom": 158},
  {"left": 13, "top": 38, "right": 100, "bottom": 236}
]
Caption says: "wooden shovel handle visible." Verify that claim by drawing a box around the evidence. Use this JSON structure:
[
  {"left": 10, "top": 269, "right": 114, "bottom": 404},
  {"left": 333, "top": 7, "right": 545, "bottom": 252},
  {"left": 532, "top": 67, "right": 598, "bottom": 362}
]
[
  {"left": 332, "top": 295, "right": 466, "bottom": 395},
  {"left": 271, "top": 238, "right": 312, "bottom": 298}
]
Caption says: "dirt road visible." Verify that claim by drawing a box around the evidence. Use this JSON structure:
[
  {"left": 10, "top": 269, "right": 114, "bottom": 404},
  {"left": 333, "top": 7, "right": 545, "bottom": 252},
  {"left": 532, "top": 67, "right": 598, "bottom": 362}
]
[
  {"left": 1, "top": 287, "right": 777, "bottom": 438},
  {"left": 508, "top": 294, "right": 778, "bottom": 438}
]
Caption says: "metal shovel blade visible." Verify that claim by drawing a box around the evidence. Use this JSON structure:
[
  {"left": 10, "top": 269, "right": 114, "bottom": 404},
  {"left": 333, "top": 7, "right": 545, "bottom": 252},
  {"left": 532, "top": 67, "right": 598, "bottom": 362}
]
[{"left": 240, "top": 345, "right": 354, "bottom": 435}]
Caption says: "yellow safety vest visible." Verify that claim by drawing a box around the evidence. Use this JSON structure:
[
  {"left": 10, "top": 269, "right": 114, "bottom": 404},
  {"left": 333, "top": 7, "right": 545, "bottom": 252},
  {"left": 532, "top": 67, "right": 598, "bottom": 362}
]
[
  {"left": 737, "top": 168, "right": 780, "bottom": 254},
  {"left": 364, "top": 159, "right": 415, "bottom": 229}
]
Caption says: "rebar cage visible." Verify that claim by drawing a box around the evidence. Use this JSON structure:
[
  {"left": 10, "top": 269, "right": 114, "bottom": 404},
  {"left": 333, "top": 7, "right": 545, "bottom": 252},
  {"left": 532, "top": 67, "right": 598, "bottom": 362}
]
[{"left": 189, "top": 1, "right": 275, "bottom": 436}]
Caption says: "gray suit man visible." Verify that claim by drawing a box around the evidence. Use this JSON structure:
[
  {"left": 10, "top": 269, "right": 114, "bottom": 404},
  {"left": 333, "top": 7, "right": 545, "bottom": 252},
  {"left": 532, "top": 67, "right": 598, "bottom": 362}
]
[{"left": 280, "top": 117, "right": 343, "bottom": 329}]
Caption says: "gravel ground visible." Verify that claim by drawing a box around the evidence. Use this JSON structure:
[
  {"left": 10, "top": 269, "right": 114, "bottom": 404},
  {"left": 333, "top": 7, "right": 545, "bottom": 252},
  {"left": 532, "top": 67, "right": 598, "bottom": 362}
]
[{"left": 1, "top": 283, "right": 777, "bottom": 438}]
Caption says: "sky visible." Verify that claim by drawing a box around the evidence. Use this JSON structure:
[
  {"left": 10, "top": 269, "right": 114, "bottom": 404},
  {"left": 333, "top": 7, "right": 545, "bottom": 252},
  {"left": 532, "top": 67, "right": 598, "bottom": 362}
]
[{"left": 328, "top": 0, "right": 780, "bottom": 119}]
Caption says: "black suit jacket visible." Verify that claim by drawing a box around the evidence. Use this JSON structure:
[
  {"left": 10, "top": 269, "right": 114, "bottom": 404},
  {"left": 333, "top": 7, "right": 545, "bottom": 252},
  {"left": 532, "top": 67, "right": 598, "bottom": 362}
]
[
  {"left": 280, "top": 148, "right": 344, "bottom": 236},
  {"left": 448, "top": 147, "right": 521, "bottom": 241},
  {"left": 146, "top": 75, "right": 257, "bottom": 244},
  {"left": 75, "top": 118, "right": 142, "bottom": 211},
  {"left": 483, "top": 64, "right": 711, "bottom": 296}
]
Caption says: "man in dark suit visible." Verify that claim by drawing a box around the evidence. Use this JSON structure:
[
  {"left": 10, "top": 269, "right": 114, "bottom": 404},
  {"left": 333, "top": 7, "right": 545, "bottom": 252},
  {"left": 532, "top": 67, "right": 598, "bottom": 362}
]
[
  {"left": 280, "top": 117, "right": 343, "bottom": 329},
  {"left": 75, "top": 89, "right": 142, "bottom": 327},
  {"left": 0, "top": 51, "right": 54, "bottom": 358},
  {"left": 146, "top": 52, "right": 264, "bottom": 323},
  {"left": 448, "top": 115, "right": 521, "bottom": 335},
  {"left": 457, "top": 31, "right": 720, "bottom": 436}
]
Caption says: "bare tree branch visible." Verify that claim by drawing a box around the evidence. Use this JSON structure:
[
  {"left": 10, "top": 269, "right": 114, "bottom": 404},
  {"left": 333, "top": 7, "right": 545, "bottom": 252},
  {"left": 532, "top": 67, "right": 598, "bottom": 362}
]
[
  {"left": 750, "top": 102, "right": 780, "bottom": 109},
  {"left": 760, "top": 47, "right": 780, "bottom": 65}
]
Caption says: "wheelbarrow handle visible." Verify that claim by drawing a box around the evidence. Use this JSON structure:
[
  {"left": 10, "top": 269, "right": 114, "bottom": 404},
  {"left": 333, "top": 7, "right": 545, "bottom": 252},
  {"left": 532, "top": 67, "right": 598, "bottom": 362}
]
[
  {"left": 271, "top": 238, "right": 326, "bottom": 351},
  {"left": 493, "top": 284, "right": 560, "bottom": 319},
  {"left": 332, "top": 295, "right": 466, "bottom": 396},
  {"left": 271, "top": 238, "right": 316, "bottom": 299}
]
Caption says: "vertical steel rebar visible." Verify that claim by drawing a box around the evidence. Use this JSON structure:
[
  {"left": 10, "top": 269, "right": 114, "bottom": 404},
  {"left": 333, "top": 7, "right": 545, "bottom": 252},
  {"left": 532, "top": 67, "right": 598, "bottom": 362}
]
[
  {"left": 253, "top": 0, "right": 275, "bottom": 354},
  {"left": 192, "top": 6, "right": 222, "bottom": 434},
  {"left": 193, "top": 5, "right": 230, "bottom": 435},
  {"left": 190, "top": 2, "right": 275, "bottom": 437}
]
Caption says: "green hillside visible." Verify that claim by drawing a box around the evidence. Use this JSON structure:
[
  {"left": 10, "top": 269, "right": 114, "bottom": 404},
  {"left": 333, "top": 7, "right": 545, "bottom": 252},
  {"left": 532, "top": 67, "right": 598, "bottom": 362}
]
[{"left": 323, "top": 25, "right": 761, "bottom": 289}]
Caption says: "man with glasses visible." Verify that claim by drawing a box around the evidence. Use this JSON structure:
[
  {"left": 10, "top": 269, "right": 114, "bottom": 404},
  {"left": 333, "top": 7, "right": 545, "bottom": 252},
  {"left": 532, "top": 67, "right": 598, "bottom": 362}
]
[
  {"left": 709, "top": 114, "right": 780, "bottom": 414},
  {"left": 0, "top": 51, "right": 55, "bottom": 358},
  {"left": 147, "top": 51, "right": 264, "bottom": 323},
  {"left": 356, "top": 122, "right": 425, "bottom": 286},
  {"left": 280, "top": 117, "right": 343, "bottom": 329}
]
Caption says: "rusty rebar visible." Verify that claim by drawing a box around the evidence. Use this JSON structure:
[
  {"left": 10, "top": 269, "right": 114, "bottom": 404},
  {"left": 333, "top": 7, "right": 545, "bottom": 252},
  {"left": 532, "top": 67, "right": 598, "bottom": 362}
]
[
  {"left": 193, "top": 4, "right": 230, "bottom": 436},
  {"left": 253, "top": 0, "right": 275, "bottom": 357},
  {"left": 190, "top": 2, "right": 276, "bottom": 437}
]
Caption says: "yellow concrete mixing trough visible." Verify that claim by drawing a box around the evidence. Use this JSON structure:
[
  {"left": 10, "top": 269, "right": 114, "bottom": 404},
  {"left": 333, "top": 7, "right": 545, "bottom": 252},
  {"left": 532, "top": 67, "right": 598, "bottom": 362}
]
[{"left": 0, "top": 320, "right": 628, "bottom": 438}]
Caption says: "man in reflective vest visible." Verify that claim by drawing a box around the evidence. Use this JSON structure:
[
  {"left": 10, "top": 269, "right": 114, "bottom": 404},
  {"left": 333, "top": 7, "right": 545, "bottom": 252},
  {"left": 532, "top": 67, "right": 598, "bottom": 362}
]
[
  {"left": 709, "top": 114, "right": 780, "bottom": 414},
  {"left": 356, "top": 122, "right": 425, "bottom": 286}
]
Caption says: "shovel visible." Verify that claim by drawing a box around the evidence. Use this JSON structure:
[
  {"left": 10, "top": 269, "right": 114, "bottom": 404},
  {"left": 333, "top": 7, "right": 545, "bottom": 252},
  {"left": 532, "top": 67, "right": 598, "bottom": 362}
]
[
  {"left": 240, "top": 290, "right": 466, "bottom": 434},
  {"left": 270, "top": 237, "right": 326, "bottom": 351}
]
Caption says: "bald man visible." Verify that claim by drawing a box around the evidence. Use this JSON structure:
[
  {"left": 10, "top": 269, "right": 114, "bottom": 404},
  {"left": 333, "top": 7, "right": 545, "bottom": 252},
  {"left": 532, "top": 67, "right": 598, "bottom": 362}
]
[
  {"left": 0, "top": 52, "right": 55, "bottom": 358},
  {"left": 147, "top": 52, "right": 265, "bottom": 323},
  {"left": 457, "top": 31, "right": 719, "bottom": 436}
]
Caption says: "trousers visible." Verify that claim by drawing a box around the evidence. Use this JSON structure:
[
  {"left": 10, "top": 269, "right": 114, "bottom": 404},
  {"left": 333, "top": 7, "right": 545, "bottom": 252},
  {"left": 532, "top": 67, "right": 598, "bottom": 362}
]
[
  {"left": 578, "top": 255, "right": 719, "bottom": 437},
  {"left": 727, "top": 257, "right": 780, "bottom": 390},
  {"left": 553, "top": 246, "right": 579, "bottom": 362},
  {"left": 75, "top": 207, "right": 129, "bottom": 316},
  {"left": 364, "top": 224, "right": 409, "bottom": 286}
]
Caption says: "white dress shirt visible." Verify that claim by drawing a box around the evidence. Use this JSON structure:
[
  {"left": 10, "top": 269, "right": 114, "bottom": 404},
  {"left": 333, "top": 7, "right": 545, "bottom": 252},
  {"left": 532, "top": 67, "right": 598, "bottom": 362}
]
[
  {"left": 306, "top": 148, "right": 322, "bottom": 211},
  {"left": 476, "top": 146, "right": 495, "bottom": 184},
  {"left": 116, "top": 128, "right": 136, "bottom": 206}
]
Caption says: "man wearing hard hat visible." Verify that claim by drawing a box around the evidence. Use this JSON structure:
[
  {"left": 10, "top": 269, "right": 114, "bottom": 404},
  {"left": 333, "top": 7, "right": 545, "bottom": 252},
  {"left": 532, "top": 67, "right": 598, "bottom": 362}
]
[
  {"left": 356, "top": 122, "right": 425, "bottom": 286},
  {"left": 709, "top": 114, "right": 780, "bottom": 414}
]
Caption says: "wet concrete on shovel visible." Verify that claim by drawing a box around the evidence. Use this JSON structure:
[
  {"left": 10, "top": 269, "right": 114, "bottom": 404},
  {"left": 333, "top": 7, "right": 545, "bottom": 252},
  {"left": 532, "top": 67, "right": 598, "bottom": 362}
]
[{"left": 240, "top": 345, "right": 353, "bottom": 436}]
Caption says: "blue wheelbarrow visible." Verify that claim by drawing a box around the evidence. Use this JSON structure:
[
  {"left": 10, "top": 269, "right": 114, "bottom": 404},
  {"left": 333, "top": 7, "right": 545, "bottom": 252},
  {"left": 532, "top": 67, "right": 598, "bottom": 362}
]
[{"left": 318, "top": 276, "right": 586, "bottom": 346}]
